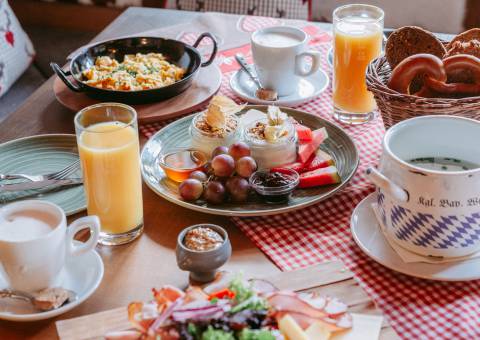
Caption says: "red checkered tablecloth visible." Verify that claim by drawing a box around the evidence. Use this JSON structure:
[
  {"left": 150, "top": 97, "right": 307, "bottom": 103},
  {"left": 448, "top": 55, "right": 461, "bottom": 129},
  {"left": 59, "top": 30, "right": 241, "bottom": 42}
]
[{"left": 139, "top": 27, "right": 480, "bottom": 340}]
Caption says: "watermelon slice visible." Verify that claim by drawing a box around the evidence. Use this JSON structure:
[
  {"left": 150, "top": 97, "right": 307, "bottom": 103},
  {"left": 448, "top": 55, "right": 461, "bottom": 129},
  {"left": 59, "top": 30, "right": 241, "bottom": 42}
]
[
  {"left": 271, "top": 162, "right": 304, "bottom": 173},
  {"left": 298, "top": 128, "right": 328, "bottom": 163},
  {"left": 303, "top": 149, "right": 335, "bottom": 172},
  {"left": 295, "top": 124, "right": 313, "bottom": 142},
  {"left": 273, "top": 149, "right": 335, "bottom": 174},
  {"left": 298, "top": 166, "right": 341, "bottom": 188}
]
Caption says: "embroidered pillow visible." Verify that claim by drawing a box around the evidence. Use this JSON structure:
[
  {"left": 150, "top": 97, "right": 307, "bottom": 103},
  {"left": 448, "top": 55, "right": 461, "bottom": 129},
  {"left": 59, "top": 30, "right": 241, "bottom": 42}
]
[{"left": 0, "top": 0, "right": 35, "bottom": 98}]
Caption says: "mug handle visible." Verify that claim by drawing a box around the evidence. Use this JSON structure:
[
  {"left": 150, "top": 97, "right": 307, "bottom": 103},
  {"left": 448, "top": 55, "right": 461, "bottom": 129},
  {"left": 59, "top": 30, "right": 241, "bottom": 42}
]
[
  {"left": 365, "top": 167, "right": 409, "bottom": 203},
  {"left": 66, "top": 216, "right": 100, "bottom": 257},
  {"left": 295, "top": 51, "right": 322, "bottom": 77}
]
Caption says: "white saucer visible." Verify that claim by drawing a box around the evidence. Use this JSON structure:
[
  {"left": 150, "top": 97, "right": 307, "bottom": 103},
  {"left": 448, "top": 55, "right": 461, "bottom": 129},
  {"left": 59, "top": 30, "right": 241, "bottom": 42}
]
[
  {"left": 351, "top": 193, "right": 480, "bottom": 281},
  {"left": 0, "top": 246, "right": 104, "bottom": 321},
  {"left": 230, "top": 67, "right": 329, "bottom": 107}
]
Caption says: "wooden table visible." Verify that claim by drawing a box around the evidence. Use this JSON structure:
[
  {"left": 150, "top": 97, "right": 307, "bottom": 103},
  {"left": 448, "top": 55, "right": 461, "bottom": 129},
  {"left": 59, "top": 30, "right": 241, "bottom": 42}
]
[
  {"left": 0, "top": 8, "right": 398, "bottom": 340},
  {"left": 0, "top": 8, "right": 276, "bottom": 340}
]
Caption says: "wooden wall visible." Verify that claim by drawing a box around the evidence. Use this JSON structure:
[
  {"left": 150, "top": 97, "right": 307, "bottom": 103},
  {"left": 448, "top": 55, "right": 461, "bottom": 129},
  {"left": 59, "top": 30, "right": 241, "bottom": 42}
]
[{"left": 10, "top": 0, "right": 123, "bottom": 32}]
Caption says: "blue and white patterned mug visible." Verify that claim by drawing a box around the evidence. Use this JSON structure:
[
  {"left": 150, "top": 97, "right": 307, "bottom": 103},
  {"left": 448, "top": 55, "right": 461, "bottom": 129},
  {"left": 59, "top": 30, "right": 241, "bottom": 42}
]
[{"left": 366, "top": 116, "right": 480, "bottom": 258}]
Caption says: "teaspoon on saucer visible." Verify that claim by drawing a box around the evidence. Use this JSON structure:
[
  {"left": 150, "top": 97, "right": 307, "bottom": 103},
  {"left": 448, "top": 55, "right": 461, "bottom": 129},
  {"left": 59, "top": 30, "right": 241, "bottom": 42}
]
[
  {"left": 0, "top": 287, "right": 78, "bottom": 311},
  {"left": 235, "top": 54, "right": 278, "bottom": 101}
]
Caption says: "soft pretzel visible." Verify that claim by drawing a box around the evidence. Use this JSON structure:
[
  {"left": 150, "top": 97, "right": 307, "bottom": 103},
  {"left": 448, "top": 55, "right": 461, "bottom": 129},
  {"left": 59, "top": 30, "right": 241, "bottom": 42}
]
[
  {"left": 424, "top": 54, "right": 480, "bottom": 96},
  {"left": 388, "top": 54, "right": 447, "bottom": 96}
]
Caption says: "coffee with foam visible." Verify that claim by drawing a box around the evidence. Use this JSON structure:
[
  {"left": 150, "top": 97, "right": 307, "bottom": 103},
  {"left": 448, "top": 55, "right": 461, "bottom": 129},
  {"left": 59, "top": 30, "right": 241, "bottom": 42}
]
[
  {"left": 253, "top": 31, "right": 302, "bottom": 48},
  {"left": 0, "top": 210, "right": 57, "bottom": 242},
  {"left": 0, "top": 200, "right": 100, "bottom": 292}
]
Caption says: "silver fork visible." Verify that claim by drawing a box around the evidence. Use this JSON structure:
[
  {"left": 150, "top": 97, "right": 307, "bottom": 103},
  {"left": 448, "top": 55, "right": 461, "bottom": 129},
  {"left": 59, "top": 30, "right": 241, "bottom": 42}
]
[{"left": 0, "top": 159, "right": 81, "bottom": 182}]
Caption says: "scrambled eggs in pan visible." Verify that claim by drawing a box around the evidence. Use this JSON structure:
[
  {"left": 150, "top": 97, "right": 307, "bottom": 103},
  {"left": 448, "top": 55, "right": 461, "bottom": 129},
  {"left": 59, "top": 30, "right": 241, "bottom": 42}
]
[{"left": 81, "top": 53, "right": 186, "bottom": 91}]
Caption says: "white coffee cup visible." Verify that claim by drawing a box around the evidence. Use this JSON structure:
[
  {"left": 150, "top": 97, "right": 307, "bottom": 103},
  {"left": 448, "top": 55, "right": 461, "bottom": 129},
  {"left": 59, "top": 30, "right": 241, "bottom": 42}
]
[
  {"left": 251, "top": 26, "right": 322, "bottom": 96},
  {"left": 0, "top": 200, "right": 100, "bottom": 292}
]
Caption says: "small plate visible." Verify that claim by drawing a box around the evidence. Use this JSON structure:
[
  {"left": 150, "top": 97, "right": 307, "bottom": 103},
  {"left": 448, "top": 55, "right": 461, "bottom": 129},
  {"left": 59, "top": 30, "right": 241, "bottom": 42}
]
[
  {"left": 351, "top": 193, "right": 480, "bottom": 281},
  {"left": 141, "top": 105, "right": 358, "bottom": 216},
  {"left": 0, "top": 246, "right": 104, "bottom": 321},
  {"left": 0, "top": 134, "right": 86, "bottom": 216},
  {"left": 229, "top": 67, "right": 329, "bottom": 107}
]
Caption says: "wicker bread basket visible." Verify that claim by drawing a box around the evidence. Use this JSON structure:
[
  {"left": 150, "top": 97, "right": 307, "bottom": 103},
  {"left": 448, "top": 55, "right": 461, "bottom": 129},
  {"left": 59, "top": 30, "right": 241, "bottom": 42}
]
[{"left": 366, "top": 56, "right": 480, "bottom": 129}]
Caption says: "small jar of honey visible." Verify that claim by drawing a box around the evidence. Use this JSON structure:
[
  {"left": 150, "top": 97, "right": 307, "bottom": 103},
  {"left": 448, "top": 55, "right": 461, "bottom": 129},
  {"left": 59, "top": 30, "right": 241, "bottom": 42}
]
[{"left": 159, "top": 148, "right": 208, "bottom": 182}]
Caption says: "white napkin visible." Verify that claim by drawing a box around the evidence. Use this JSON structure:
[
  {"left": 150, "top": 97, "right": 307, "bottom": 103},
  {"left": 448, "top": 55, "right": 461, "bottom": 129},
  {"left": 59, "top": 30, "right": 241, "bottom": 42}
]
[{"left": 370, "top": 203, "right": 480, "bottom": 264}]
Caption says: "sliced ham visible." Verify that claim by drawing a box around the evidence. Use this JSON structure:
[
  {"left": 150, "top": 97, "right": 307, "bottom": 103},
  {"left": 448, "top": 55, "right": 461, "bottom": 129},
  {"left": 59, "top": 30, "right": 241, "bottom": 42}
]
[
  {"left": 127, "top": 302, "right": 157, "bottom": 333},
  {"left": 202, "top": 271, "right": 236, "bottom": 294},
  {"left": 183, "top": 286, "right": 209, "bottom": 303},
  {"left": 249, "top": 279, "right": 279, "bottom": 295},
  {"left": 152, "top": 285, "right": 184, "bottom": 306},
  {"left": 267, "top": 291, "right": 328, "bottom": 319}
]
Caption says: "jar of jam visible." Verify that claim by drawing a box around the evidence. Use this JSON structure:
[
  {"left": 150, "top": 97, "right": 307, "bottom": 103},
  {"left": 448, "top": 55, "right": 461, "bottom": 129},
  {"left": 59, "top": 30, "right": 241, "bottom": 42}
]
[{"left": 249, "top": 169, "right": 299, "bottom": 203}]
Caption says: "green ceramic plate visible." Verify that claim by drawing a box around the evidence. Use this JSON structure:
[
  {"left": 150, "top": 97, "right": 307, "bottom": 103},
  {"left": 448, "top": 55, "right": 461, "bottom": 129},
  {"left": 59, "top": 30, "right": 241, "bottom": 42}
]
[
  {"left": 0, "top": 134, "right": 86, "bottom": 216},
  {"left": 141, "top": 106, "right": 359, "bottom": 216}
]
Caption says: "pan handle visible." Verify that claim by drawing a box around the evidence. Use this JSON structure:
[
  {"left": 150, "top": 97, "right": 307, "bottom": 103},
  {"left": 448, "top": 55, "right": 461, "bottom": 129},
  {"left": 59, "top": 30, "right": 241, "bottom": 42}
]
[
  {"left": 193, "top": 32, "right": 218, "bottom": 67},
  {"left": 50, "top": 62, "right": 81, "bottom": 92}
]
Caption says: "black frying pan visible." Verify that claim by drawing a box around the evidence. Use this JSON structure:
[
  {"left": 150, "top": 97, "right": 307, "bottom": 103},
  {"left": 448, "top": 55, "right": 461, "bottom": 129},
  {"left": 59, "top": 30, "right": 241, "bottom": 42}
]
[{"left": 51, "top": 33, "right": 217, "bottom": 104}]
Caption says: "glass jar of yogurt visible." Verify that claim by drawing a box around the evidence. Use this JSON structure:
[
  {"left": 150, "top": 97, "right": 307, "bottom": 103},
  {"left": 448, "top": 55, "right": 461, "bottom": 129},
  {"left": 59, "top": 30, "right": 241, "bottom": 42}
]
[
  {"left": 244, "top": 118, "right": 297, "bottom": 169},
  {"left": 189, "top": 111, "right": 241, "bottom": 157}
]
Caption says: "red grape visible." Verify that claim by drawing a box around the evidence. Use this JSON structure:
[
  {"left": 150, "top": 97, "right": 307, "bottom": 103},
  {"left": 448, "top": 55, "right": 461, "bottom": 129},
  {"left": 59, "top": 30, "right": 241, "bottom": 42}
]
[
  {"left": 212, "top": 154, "right": 235, "bottom": 177},
  {"left": 204, "top": 181, "right": 226, "bottom": 204},
  {"left": 228, "top": 142, "right": 251, "bottom": 160},
  {"left": 236, "top": 156, "right": 257, "bottom": 178},
  {"left": 211, "top": 146, "right": 229, "bottom": 158},
  {"left": 179, "top": 179, "right": 203, "bottom": 201},
  {"left": 189, "top": 170, "right": 208, "bottom": 182},
  {"left": 226, "top": 176, "right": 250, "bottom": 202}
]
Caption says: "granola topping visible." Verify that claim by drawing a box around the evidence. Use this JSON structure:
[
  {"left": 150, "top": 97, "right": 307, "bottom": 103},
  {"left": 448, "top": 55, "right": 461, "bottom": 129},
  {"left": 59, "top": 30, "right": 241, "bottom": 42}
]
[
  {"left": 193, "top": 95, "right": 243, "bottom": 138},
  {"left": 247, "top": 107, "right": 290, "bottom": 143},
  {"left": 195, "top": 114, "right": 238, "bottom": 138},
  {"left": 248, "top": 122, "right": 288, "bottom": 142}
]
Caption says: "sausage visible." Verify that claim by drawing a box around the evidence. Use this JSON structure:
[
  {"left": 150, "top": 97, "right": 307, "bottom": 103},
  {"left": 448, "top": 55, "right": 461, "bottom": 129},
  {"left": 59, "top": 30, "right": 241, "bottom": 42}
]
[
  {"left": 388, "top": 54, "right": 447, "bottom": 96},
  {"left": 424, "top": 54, "right": 480, "bottom": 96}
]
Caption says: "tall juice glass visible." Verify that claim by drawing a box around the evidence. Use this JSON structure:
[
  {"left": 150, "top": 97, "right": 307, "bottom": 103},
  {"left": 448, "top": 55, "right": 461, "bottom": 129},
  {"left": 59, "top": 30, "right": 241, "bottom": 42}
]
[
  {"left": 333, "top": 4, "right": 384, "bottom": 124},
  {"left": 74, "top": 103, "right": 143, "bottom": 246}
]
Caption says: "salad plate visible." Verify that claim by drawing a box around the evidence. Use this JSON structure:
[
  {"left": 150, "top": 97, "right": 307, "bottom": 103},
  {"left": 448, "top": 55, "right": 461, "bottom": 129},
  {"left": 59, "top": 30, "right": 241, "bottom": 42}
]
[
  {"left": 141, "top": 105, "right": 359, "bottom": 216},
  {"left": 56, "top": 263, "right": 393, "bottom": 339}
]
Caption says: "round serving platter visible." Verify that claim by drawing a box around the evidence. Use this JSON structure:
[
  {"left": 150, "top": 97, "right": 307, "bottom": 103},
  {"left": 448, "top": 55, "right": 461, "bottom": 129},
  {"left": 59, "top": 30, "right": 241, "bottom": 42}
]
[{"left": 141, "top": 105, "right": 359, "bottom": 216}]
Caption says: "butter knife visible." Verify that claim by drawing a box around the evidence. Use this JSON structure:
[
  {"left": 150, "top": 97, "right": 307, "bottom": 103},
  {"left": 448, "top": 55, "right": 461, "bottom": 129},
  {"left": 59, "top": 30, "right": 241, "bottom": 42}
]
[{"left": 0, "top": 178, "right": 83, "bottom": 192}]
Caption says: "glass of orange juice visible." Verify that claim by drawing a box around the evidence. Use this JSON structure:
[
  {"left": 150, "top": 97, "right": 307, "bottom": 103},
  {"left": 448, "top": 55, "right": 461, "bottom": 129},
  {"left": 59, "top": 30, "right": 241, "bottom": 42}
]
[
  {"left": 333, "top": 4, "right": 384, "bottom": 124},
  {"left": 74, "top": 103, "right": 143, "bottom": 246}
]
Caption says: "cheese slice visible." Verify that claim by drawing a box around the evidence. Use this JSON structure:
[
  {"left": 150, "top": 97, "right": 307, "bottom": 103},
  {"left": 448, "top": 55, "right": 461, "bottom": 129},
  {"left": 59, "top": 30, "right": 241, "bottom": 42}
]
[
  {"left": 278, "top": 315, "right": 310, "bottom": 340},
  {"left": 305, "top": 321, "right": 332, "bottom": 340},
  {"left": 330, "top": 313, "right": 383, "bottom": 340}
]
